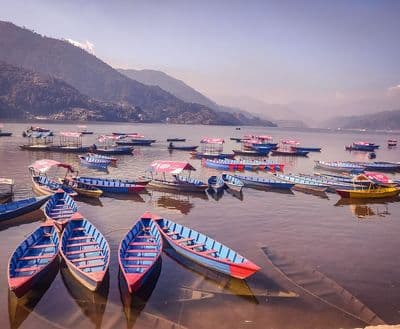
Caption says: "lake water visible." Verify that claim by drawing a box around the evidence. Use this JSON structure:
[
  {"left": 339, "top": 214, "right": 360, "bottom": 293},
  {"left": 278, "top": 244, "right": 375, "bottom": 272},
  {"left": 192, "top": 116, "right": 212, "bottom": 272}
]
[{"left": 0, "top": 122, "right": 399, "bottom": 329}]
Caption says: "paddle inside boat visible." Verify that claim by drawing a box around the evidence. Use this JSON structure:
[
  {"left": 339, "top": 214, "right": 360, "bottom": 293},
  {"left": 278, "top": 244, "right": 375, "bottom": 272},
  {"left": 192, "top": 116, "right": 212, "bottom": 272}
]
[
  {"left": 8, "top": 222, "right": 59, "bottom": 297},
  {"left": 119, "top": 212, "right": 163, "bottom": 293},
  {"left": 59, "top": 213, "right": 110, "bottom": 291},
  {"left": 44, "top": 190, "right": 78, "bottom": 232},
  {"left": 153, "top": 214, "right": 260, "bottom": 279}
]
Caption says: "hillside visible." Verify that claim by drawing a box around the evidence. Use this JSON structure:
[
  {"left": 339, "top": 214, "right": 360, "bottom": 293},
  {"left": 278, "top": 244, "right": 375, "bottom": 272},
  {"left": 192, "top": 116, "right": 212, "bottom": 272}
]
[
  {"left": 118, "top": 68, "right": 276, "bottom": 126},
  {"left": 0, "top": 61, "right": 143, "bottom": 121},
  {"left": 323, "top": 109, "right": 400, "bottom": 130},
  {"left": 0, "top": 21, "right": 250, "bottom": 125}
]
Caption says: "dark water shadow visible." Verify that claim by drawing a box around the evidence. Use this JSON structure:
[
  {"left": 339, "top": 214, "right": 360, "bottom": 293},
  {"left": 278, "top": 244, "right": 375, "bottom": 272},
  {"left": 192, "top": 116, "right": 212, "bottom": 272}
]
[
  {"left": 75, "top": 195, "right": 104, "bottom": 207},
  {"left": 0, "top": 209, "right": 45, "bottom": 232},
  {"left": 60, "top": 262, "right": 109, "bottom": 329},
  {"left": 155, "top": 195, "right": 194, "bottom": 214},
  {"left": 225, "top": 188, "right": 244, "bottom": 201},
  {"left": 102, "top": 193, "right": 146, "bottom": 203},
  {"left": 244, "top": 186, "right": 295, "bottom": 195},
  {"left": 119, "top": 260, "right": 162, "bottom": 329},
  {"left": 8, "top": 259, "right": 59, "bottom": 329},
  {"left": 207, "top": 188, "right": 224, "bottom": 201}
]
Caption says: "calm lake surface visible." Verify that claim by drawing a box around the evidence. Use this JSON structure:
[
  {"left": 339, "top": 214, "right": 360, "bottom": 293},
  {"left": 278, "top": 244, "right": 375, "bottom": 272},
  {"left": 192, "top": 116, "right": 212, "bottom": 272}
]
[{"left": 0, "top": 122, "right": 399, "bottom": 329}]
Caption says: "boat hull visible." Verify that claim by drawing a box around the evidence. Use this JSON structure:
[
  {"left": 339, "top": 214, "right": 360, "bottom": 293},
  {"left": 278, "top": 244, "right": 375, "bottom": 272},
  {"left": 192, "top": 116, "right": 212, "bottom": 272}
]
[
  {"left": 148, "top": 180, "right": 208, "bottom": 193},
  {"left": 336, "top": 187, "right": 400, "bottom": 199},
  {"left": 234, "top": 175, "right": 294, "bottom": 190},
  {"left": 0, "top": 196, "right": 49, "bottom": 222}
]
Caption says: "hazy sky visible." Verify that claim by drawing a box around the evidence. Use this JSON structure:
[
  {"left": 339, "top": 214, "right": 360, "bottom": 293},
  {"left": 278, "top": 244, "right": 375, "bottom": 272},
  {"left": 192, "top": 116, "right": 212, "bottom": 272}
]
[{"left": 1, "top": 0, "right": 400, "bottom": 118}]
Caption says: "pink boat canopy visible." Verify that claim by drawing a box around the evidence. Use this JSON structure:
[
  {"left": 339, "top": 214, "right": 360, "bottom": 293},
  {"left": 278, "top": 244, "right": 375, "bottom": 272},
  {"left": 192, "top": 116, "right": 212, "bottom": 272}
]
[
  {"left": 60, "top": 132, "right": 82, "bottom": 138},
  {"left": 364, "top": 172, "right": 391, "bottom": 184},
  {"left": 29, "top": 159, "right": 74, "bottom": 173},
  {"left": 200, "top": 138, "right": 225, "bottom": 144},
  {"left": 98, "top": 135, "right": 121, "bottom": 142},
  {"left": 149, "top": 160, "right": 196, "bottom": 174},
  {"left": 354, "top": 141, "right": 374, "bottom": 145}
]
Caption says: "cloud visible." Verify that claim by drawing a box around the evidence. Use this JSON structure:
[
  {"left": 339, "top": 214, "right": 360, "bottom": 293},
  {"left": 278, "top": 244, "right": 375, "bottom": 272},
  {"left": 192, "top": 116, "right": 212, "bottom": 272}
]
[
  {"left": 387, "top": 84, "right": 400, "bottom": 96},
  {"left": 66, "top": 38, "right": 95, "bottom": 54}
]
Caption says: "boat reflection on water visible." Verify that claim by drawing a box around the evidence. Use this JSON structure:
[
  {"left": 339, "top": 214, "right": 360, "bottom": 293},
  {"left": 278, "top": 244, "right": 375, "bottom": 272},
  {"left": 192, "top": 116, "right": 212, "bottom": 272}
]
[
  {"left": 75, "top": 195, "right": 104, "bottom": 207},
  {"left": 103, "top": 192, "right": 146, "bottom": 203},
  {"left": 150, "top": 191, "right": 208, "bottom": 214},
  {"left": 335, "top": 196, "right": 400, "bottom": 219},
  {"left": 0, "top": 209, "right": 45, "bottom": 232},
  {"left": 119, "top": 260, "right": 162, "bottom": 329},
  {"left": 8, "top": 259, "right": 59, "bottom": 329},
  {"left": 60, "top": 262, "right": 109, "bottom": 329},
  {"left": 225, "top": 188, "right": 244, "bottom": 201}
]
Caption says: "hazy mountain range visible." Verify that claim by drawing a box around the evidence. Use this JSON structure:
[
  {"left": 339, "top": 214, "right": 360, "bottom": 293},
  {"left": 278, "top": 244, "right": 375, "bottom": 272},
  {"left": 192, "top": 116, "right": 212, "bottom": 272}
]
[
  {"left": 0, "top": 21, "right": 274, "bottom": 126},
  {"left": 323, "top": 109, "right": 400, "bottom": 130}
]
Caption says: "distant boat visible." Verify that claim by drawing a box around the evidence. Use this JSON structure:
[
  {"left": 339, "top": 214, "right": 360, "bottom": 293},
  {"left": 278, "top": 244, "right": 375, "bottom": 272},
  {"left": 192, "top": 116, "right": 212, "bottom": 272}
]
[
  {"left": 154, "top": 213, "right": 260, "bottom": 279},
  {"left": 271, "top": 149, "right": 309, "bottom": 156},
  {"left": 59, "top": 213, "right": 110, "bottom": 291},
  {"left": 336, "top": 186, "right": 400, "bottom": 199},
  {"left": 291, "top": 146, "right": 321, "bottom": 152},
  {"left": 0, "top": 124, "right": 12, "bottom": 137},
  {"left": 8, "top": 222, "right": 59, "bottom": 297},
  {"left": 221, "top": 174, "right": 244, "bottom": 193},
  {"left": 232, "top": 148, "right": 271, "bottom": 156},
  {"left": 207, "top": 176, "right": 225, "bottom": 194},
  {"left": 91, "top": 145, "right": 134, "bottom": 155},
  {"left": 314, "top": 160, "right": 365, "bottom": 174},
  {"left": 345, "top": 141, "right": 380, "bottom": 152},
  {"left": 79, "top": 155, "right": 110, "bottom": 171},
  {"left": 77, "top": 125, "right": 93, "bottom": 135},
  {"left": 388, "top": 139, "right": 397, "bottom": 147},
  {"left": 73, "top": 177, "right": 146, "bottom": 194},
  {"left": 168, "top": 143, "right": 198, "bottom": 151},
  {"left": 118, "top": 212, "right": 163, "bottom": 293},
  {"left": 167, "top": 138, "right": 186, "bottom": 142},
  {"left": 233, "top": 174, "right": 295, "bottom": 190},
  {"left": 0, "top": 196, "right": 49, "bottom": 222}
]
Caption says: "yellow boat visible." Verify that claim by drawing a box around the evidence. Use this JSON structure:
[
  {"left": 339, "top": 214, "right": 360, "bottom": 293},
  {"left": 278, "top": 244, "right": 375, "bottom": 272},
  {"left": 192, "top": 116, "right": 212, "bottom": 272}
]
[
  {"left": 72, "top": 185, "right": 103, "bottom": 198},
  {"left": 336, "top": 186, "right": 400, "bottom": 199}
]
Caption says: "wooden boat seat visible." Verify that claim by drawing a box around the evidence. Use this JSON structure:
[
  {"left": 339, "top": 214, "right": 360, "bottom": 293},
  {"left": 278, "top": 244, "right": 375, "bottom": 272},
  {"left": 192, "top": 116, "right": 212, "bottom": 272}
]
[
  {"left": 176, "top": 237, "right": 194, "bottom": 243},
  {"left": 77, "top": 262, "right": 105, "bottom": 270},
  {"left": 72, "top": 227, "right": 86, "bottom": 232},
  {"left": 187, "top": 243, "right": 204, "bottom": 249},
  {"left": 201, "top": 249, "right": 217, "bottom": 255},
  {"left": 124, "top": 264, "right": 148, "bottom": 268},
  {"left": 137, "top": 235, "right": 156, "bottom": 239},
  {"left": 42, "top": 233, "right": 52, "bottom": 237},
  {"left": 66, "top": 247, "right": 101, "bottom": 255},
  {"left": 122, "top": 257, "right": 156, "bottom": 261},
  {"left": 129, "top": 242, "right": 157, "bottom": 246},
  {"left": 67, "top": 241, "right": 98, "bottom": 248},
  {"left": 18, "top": 255, "right": 53, "bottom": 261},
  {"left": 126, "top": 249, "right": 157, "bottom": 253},
  {"left": 15, "top": 266, "right": 41, "bottom": 273},
  {"left": 71, "top": 255, "right": 104, "bottom": 263},
  {"left": 166, "top": 231, "right": 179, "bottom": 236},
  {"left": 162, "top": 227, "right": 169, "bottom": 231},
  {"left": 51, "top": 214, "right": 73, "bottom": 219},
  {"left": 29, "top": 244, "right": 56, "bottom": 249},
  {"left": 68, "top": 235, "right": 94, "bottom": 241}
]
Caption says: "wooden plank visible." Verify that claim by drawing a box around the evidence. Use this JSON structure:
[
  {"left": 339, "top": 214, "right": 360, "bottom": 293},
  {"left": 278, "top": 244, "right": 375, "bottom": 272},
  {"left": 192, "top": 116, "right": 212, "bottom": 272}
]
[
  {"left": 122, "top": 257, "right": 156, "bottom": 261},
  {"left": 123, "top": 264, "right": 148, "bottom": 268},
  {"left": 126, "top": 249, "right": 157, "bottom": 253},
  {"left": 15, "top": 266, "right": 42, "bottom": 273},
  {"left": 187, "top": 243, "right": 204, "bottom": 249},
  {"left": 201, "top": 249, "right": 217, "bottom": 255},
  {"left": 71, "top": 255, "right": 104, "bottom": 263},
  {"left": 129, "top": 242, "right": 157, "bottom": 246},
  {"left": 29, "top": 244, "right": 56, "bottom": 249},
  {"left": 18, "top": 254, "right": 53, "bottom": 261},
  {"left": 68, "top": 235, "right": 93, "bottom": 241},
  {"left": 77, "top": 262, "right": 105, "bottom": 270},
  {"left": 67, "top": 241, "right": 98, "bottom": 248},
  {"left": 72, "top": 227, "right": 85, "bottom": 232},
  {"left": 176, "top": 237, "right": 194, "bottom": 243},
  {"left": 66, "top": 248, "right": 101, "bottom": 255}
]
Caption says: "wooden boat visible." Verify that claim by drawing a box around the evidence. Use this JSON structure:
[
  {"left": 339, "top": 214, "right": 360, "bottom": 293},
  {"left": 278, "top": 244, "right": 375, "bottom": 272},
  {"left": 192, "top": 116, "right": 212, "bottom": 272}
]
[
  {"left": 77, "top": 125, "right": 93, "bottom": 135},
  {"left": 92, "top": 145, "right": 134, "bottom": 155},
  {"left": 274, "top": 173, "right": 329, "bottom": 192},
  {"left": 230, "top": 137, "right": 243, "bottom": 142},
  {"left": 73, "top": 177, "right": 146, "bottom": 194},
  {"left": 154, "top": 214, "right": 260, "bottom": 279},
  {"left": 190, "top": 151, "right": 235, "bottom": 159},
  {"left": 119, "top": 212, "right": 163, "bottom": 293},
  {"left": 79, "top": 155, "right": 109, "bottom": 170},
  {"left": 202, "top": 158, "right": 284, "bottom": 172},
  {"left": 87, "top": 153, "right": 117, "bottom": 166},
  {"left": 233, "top": 174, "right": 295, "bottom": 190},
  {"left": 0, "top": 132, "right": 12, "bottom": 137},
  {"left": 168, "top": 143, "right": 198, "bottom": 151},
  {"left": 271, "top": 149, "right": 309, "bottom": 156},
  {"left": 345, "top": 142, "right": 379, "bottom": 152},
  {"left": 207, "top": 176, "right": 225, "bottom": 194},
  {"left": 0, "top": 196, "right": 49, "bottom": 222},
  {"left": 388, "top": 139, "right": 397, "bottom": 147},
  {"left": 353, "top": 161, "right": 400, "bottom": 172},
  {"left": 291, "top": 146, "right": 321, "bottom": 152},
  {"left": 29, "top": 159, "right": 78, "bottom": 197},
  {"left": 314, "top": 160, "right": 365, "bottom": 173},
  {"left": 167, "top": 138, "right": 186, "bottom": 142},
  {"left": 295, "top": 173, "right": 360, "bottom": 192},
  {"left": 232, "top": 148, "right": 271, "bottom": 156},
  {"left": 336, "top": 186, "right": 400, "bottom": 199},
  {"left": 59, "top": 213, "right": 110, "bottom": 291},
  {"left": 62, "top": 178, "right": 103, "bottom": 198},
  {"left": 8, "top": 222, "right": 59, "bottom": 297},
  {"left": 116, "top": 139, "right": 156, "bottom": 146},
  {"left": 148, "top": 160, "right": 208, "bottom": 193},
  {"left": 44, "top": 190, "right": 78, "bottom": 232},
  {"left": 221, "top": 174, "right": 244, "bottom": 193}
]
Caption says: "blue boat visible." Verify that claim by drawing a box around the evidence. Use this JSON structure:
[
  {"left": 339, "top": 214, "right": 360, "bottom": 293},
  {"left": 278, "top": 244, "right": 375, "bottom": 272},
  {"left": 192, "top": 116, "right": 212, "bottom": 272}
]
[
  {"left": 74, "top": 177, "right": 147, "bottom": 194},
  {"left": 154, "top": 214, "right": 260, "bottom": 279},
  {"left": 79, "top": 155, "right": 110, "bottom": 170},
  {"left": 202, "top": 158, "right": 284, "bottom": 172},
  {"left": 0, "top": 196, "right": 50, "bottom": 222},
  {"left": 207, "top": 176, "right": 225, "bottom": 194},
  {"left": 314, "top": 160, "right": 365, "bottom": 174},
  {"left": 118, "top": 212, "right": 163, "bottom": 293},
  {"left": 44, "top": 190, "right": 78, "bottom": 232},
  {"left": 116, "top": 139, "right": 156, "bottom": 146},
  {"left": 87, "top": 153, "right": 117, "bottom": 165},
  {"left": 232, "top": 148, "right": 271, "bottom": 156},
  {"left": 270, "top": 149, "right": 309, "bottom": 156},
  {"left": 355, "top": 162, "right": 400, "bottom": 172},
  {"left": 31, "top": 175, "right": 77, "bottom": 197},
  {"left": 221, "top": 174, "right": 244, "bottom": 193},
  {"left": 274, "top": 173, "right": 329, "bottom": 192},
  {"left": 92, "top": 145, "right": 134, "bottom": 155},
  {"left": 233, "top": 174, "right": 295, "bottom": 190},
  {"left": 345, "top": 142, "right": 379, "bottom": 152},
  {"left": 59, "top": 213, "right": 110, "bottom": 291},
  {"left": 8, "top": 222, "right": 59, "bottom": 297},
  {"left": 291, "top": 146, "right": 322, "bottom": 152}
]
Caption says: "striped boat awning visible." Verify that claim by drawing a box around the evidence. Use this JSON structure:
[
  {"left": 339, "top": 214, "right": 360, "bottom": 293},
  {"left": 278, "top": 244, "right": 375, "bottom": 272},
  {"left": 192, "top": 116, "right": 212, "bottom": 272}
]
[{"left": 0, "top": 178, "right": 14, "bottom": 185}]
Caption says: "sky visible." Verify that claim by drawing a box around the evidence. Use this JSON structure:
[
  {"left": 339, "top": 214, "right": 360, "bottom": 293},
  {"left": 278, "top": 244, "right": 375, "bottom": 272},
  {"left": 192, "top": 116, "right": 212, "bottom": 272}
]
[{"left": 1, "top": 0, "right": 400, "bottom": 120}]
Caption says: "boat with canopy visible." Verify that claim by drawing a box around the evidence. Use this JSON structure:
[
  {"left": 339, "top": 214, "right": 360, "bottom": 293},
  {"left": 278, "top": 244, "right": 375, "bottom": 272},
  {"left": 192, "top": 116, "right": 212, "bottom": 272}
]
[
  {"left": 202, "top": 158, "right": 284, "bottom": 172},
  {"left": 92, "top": 135, "right": 134, "bottom": 155},
  {"left": 19, "top": 131, "right": 54, "bottom": 151},
  {"left": 345, "top": 141, "right": 380, "bottom": 152},
  {"left": 28, "top": 159, "right": 77, "bottom": 197},
  {"left": 147, "top": 160, "right": 208, "bottom": 192},
  {"left": 191, "top": 138, "right": 235, "bottom": 159},
  {"left": 77, "top": 125, "right": 93, "bottom": 135}
]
